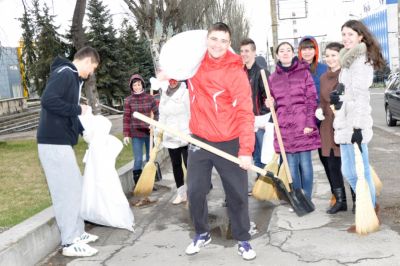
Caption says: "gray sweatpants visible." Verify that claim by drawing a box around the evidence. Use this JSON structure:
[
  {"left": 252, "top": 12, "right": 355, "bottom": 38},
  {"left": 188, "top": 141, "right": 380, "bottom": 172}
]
[
  {"left": 187, "top": 136, "right": 251, "bottom": 241},
  {"left": 38, "top": 144, "right": 85, "bottom": 245}
]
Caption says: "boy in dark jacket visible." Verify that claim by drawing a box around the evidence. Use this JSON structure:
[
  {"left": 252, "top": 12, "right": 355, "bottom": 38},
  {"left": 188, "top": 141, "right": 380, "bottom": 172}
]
[
  {"left": 240, "top": 38, "right": 271, "bottom": 172},
  {"left": 37, "top": 46, "right": 100, "bottom": 257}
]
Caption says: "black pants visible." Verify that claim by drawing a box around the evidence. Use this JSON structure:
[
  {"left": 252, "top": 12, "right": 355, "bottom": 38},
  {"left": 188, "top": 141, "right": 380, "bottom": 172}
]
[
  {"left": 322, "top": 149, "right": 344, "bottom": 190},
  {"left": 168, "top": 146, "right": 188, "bottom": 188},
  {"left": 187, "top": 136, "right": 250, "bottom": 241}
]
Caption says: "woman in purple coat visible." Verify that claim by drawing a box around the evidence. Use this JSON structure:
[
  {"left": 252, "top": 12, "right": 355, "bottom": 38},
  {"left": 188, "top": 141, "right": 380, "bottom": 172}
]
[{"left": 268, "top": 42, "right": 321, "bottom": 200}]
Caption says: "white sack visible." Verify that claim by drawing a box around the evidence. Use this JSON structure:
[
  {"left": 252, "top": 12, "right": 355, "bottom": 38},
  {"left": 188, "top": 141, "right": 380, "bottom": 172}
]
[
  {"left": 159, "top": 30, "right": 208, "bottom": 80},
  {"left": 261, "top": 114, "right": 275, "bottom": 164},
  {"left": 79, "top": 111, "right": 134, "bottom": 231}
]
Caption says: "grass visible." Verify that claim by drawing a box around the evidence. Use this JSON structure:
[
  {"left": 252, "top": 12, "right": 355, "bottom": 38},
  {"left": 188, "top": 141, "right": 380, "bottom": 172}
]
[{"left": 0, "top": 134, "right": 133, "bottom": 227}]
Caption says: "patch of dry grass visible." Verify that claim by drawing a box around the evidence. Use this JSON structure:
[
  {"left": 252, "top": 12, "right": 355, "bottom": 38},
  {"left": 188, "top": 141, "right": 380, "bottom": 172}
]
[{"left": 0, "top": 134, "right": 133, "bottom": 227}]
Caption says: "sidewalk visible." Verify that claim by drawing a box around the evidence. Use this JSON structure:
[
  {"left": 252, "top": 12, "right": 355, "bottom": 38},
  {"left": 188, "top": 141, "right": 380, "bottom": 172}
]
[{"left": 39, "top": 153, "right": 400, "bottom": 266}]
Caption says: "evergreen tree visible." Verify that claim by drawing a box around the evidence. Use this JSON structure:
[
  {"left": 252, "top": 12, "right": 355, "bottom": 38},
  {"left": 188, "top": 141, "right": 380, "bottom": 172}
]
[
  {"left": 19, "top": 5, "right": 37, "bottom": 93},
  {"left": 86, "top": 0, "right": 123, "bottom": 106},
  {"left": 118, "top": 21, "right": 155, "bottom": 97},
  {"left": 117, "top": 19, "right": 140, "bottom": 96},
  {"left": 34, "top": 2, "right": 66, "bottom": 95},
  {"left": 19, "top": 0, "right": 67, "bottom": 96}
]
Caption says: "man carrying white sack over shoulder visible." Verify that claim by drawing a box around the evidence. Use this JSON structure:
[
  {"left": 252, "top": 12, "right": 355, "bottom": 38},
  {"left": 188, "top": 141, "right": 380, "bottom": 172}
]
[{"left": 183, "top": 22, "right": 256, "bottom": 261}]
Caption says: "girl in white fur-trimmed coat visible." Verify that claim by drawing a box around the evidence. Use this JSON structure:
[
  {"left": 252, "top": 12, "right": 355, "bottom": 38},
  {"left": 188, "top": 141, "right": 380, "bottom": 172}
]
[
  {"left": 158, "top": 79, "right": 190, "bottom": 204},
  {"left": 331, "top": 20, "right": 385, "bottom": 233}
]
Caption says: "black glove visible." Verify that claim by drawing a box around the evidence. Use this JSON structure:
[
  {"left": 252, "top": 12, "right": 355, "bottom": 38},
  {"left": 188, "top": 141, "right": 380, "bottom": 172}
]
[
  {"left": 330, "top": 90, "right": 340, "bottom": 105},
  {"left": 330, "top": 83, "right": 345, "bottom": 110},
  {"left": 351, "top": 128, "right": 363, "bottom": 152}
]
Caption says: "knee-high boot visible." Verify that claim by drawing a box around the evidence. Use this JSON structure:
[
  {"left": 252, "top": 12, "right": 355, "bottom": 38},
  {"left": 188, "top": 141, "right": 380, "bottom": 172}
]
[{"left": 327, "top": 187, "right": 347, "bottom": 214}]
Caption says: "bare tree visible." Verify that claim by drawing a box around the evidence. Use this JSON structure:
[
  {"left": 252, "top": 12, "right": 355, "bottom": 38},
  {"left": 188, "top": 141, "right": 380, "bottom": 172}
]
[
  {"left": 122, "top": 0, "right": 249, "bottom": 68},
  {"left": 206, "top": 0, "right": 249, "bottom": 51},
  {"left": 71, "top": 0, "right": 101, "bottom": 114}
]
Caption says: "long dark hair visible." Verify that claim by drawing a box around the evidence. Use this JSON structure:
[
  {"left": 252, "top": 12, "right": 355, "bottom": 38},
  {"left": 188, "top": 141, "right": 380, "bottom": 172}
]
[{"left": 341, "top": 20, "right": 385, "bottom": 70}]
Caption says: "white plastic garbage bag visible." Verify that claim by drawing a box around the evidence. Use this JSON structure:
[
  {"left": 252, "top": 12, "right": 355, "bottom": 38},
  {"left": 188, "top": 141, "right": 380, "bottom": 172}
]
[
  {"left": 260, "top": 114, "right": 275, "bottom": 164},
  {"left": 159, "top": 30, "right": 208, "bottom": 81},
  {"left": 79, "top": 110, "right": 134, "bottom": 231}
]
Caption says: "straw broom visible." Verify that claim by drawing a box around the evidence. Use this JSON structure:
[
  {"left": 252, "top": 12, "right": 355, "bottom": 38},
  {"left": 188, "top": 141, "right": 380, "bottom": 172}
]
[
  {"left": 354, "top": 143, "right": 380, "bottom": 235},
  {"left": 252, "top": 153, "right": 280, "bottom": 200},
  {"left": 134, "top": 131, "right": 163, "bottom": 197}
]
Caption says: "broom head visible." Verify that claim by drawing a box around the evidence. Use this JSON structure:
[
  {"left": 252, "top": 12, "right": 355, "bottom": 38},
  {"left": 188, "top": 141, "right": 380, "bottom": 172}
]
[
  {"left": 370, "top": 165, "right": 382, "bottom": 196},
  {"left": 134, "top": 139, "right": 160, "bottom": 197},
  {"left": 354, "top": 144, "right": 380, "bottom": 235},
  {"left": 134, "top": 162, "right": 157, "bottom": 197},
  {"left": 355, "top": 177, "right": 380, "bottom": 234},
  {"left": 252, "top": 154, "right": 280, "bottom": 201},
  {"left": 278, "top": 163, "right": 291, "bottom": 192}
]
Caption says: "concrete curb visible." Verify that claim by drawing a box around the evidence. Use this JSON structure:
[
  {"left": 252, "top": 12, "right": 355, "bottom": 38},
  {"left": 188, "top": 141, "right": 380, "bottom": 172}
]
[{"left": 0, "top": 149, "right": 169, "bottom": 266}]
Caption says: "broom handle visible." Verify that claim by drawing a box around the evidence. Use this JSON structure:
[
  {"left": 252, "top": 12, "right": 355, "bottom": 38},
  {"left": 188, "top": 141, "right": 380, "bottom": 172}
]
[
  {"left": 133, "top": 112, "right": 267, "bottom": 176},
  {"left": 260, "top": 70, "right": 294, "bottom": 184},
  {"left": 149, "top": 87, "right": 154, "bottom": 152}
]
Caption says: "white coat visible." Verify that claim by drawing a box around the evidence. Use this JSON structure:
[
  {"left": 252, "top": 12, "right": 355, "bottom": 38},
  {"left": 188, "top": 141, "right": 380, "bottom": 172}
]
[
  {"left": 158, "top": 82, "right": 190, "bottom": 149},
  {"left": 334, "top": 42, "right": 373, "bottom": 144}
]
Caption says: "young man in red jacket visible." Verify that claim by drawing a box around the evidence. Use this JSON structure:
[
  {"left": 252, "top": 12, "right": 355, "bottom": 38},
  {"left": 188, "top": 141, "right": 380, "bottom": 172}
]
[{"left": 185, "top": 22, "right": 256, "bottom": 261}]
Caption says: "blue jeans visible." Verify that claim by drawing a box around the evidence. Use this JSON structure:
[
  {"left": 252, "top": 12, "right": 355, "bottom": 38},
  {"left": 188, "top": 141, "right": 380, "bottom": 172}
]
[
  {"left": 253, "top": 129, "right": 265, "bottom": 169},
  {"left": 132, "top": 136, "right": 150, "bottom": 170},
  {"left": 286, "top": 151, "right": 314, "bottom": 200},
  {"left": 340, "top": 143, "right": 375, "bottom": 206}
]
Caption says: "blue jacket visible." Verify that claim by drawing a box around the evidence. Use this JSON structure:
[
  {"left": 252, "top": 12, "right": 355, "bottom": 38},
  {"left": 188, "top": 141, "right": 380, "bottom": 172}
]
[
  {"left": 312, "top": 63, "right": 328, "bottom": 103},
  {"left": 37, "top": 57, "right": 84, "bottom": 146}
]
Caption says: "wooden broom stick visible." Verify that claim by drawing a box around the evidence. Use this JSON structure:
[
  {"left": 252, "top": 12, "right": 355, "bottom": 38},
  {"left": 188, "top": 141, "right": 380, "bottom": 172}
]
[
  {"left": 260, "top": 70, "right": 292, "bottom": 191},
  {"left": 133, "top": 112, "right": 268, "bottom": 176}
]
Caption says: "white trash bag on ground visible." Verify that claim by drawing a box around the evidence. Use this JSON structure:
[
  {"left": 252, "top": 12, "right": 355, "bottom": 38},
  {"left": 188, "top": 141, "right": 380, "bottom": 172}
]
[{"left": 79, "top": 110, "right": 134, "bottom": 231}]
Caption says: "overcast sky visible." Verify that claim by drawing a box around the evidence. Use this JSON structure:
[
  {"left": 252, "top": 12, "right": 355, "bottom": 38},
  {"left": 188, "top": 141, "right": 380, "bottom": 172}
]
[{"left": 0, "top": 0, "right": 386, "bottom": 53}]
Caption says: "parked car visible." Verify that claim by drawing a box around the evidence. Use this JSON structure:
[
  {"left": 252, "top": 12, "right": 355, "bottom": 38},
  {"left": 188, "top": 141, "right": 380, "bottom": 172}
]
[{"left": 384, "top": 72, "right": 400, "bottom": 126}]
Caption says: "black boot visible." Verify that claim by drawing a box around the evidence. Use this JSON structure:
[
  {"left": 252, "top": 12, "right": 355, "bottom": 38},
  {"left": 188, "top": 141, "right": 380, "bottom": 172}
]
[
  {"left": 327, "top": 187, "right": 347, "bottom": 214},
  {"left": 350, "top": 186, "right": 356, "bottom": 214},
  {"left": 132, "top": 169, "right": 142, "bottom": 187}
]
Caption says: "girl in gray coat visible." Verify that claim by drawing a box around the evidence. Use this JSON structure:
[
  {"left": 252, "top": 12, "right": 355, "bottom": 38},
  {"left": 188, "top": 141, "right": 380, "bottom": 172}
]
[{"left": 331, "top": 20, "right": 385, "bottom": 232}]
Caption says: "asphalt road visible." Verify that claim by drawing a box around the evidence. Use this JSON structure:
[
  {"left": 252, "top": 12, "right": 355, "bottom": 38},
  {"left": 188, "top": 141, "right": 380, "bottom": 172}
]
[{"left": 366, "top": 87, "right": 400, "bottom": 232}]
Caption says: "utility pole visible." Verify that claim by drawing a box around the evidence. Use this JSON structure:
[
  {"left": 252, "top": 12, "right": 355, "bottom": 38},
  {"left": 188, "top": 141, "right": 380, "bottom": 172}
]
[
  {"left": 292, "top": 12, "right": 298, "bottom": 49},
  {"left": 270, "top": 0, "right": 278, "bottom": 58}
]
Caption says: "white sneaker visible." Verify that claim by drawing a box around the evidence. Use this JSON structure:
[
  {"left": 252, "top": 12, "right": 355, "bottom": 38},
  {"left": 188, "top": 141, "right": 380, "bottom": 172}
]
[
  {"left": 62, "top": 242, "right": 98, "bottom": 257},
  {"left": 172, "top": 193, "right": 187, "bottom": 204},
  {"left": 75, "top": 232, "right": 99, "bottom": 244},
  {"left": 173, "top": 185, "right": 187, "bottom": 205},
  {"left": 185, "top": 233, "right": 211, "bottom": 255},
  {"left": 238, "top": 241, "right": 256, "bottom": 260}
]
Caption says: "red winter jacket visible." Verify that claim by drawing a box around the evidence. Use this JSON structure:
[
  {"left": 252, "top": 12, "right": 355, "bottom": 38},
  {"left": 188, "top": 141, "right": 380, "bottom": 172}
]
[{"left": 188, "top": 51, "right": 255, "bottom": 156}]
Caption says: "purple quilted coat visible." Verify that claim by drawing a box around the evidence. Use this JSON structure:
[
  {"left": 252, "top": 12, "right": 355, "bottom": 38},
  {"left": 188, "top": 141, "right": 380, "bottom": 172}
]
[{"left": 269, "top": 58, "right": 321, "bottom": 153}]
